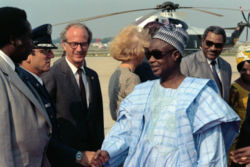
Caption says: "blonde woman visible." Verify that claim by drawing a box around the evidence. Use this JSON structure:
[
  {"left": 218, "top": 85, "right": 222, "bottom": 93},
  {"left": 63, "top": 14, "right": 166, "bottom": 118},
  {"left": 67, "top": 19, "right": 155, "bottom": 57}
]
[{"left": 108, "top": 25, "right": 150, "bottom": 120}]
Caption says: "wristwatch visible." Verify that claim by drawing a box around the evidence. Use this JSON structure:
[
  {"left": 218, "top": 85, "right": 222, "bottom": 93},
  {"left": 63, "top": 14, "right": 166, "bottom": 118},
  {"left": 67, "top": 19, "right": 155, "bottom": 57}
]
[{"left": 75, "top": 151, "right": 83, "bottom": 163}]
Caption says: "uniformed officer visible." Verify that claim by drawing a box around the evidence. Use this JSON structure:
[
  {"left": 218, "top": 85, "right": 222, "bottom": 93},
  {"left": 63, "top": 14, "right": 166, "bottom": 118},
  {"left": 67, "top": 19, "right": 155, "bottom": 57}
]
[
  {"left": 17, "top": 24, "right": 95, "bottom": 167},
  {"left": 17, "top": 24, "right": 57, "bottom": 129}
]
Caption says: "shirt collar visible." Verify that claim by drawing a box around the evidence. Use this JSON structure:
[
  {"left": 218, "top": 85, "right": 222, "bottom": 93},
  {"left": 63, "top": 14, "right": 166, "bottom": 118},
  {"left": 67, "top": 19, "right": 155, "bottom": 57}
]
[
  {"left": 207, "top": 58, "right": 218, "bottom": 65},
  {"left": 0, "top": 50, "right": 15, "bottom": 71},
  {"left": 20, "top": 66, "right": 44, "bottom": 85},
  {"left": 65, "top": 56, "right": 86, "bottom": 75}
]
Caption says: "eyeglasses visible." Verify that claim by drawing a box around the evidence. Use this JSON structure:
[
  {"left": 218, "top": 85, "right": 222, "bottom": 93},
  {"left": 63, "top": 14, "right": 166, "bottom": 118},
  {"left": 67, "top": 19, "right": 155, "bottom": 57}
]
[
  {"left": 65, "top": 41, "right": 88, "bottom": 49},
  {"left": 145, "top": 48, "right": 176, "bottom": 60},
  {"left": 205, "top": 40, "right": 224, "bottom": 49}
]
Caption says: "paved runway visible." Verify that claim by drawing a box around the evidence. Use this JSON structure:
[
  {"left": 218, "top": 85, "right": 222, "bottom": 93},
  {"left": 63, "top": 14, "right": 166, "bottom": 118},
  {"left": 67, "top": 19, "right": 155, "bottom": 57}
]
[{"left": 52, "top": 56, "right": 239, "bottom": 135}]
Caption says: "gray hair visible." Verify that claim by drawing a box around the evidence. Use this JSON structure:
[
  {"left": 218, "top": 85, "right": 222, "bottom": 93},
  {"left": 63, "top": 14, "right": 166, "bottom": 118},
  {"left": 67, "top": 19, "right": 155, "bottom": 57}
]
[{"left": 60, "top": 23, "right": 92, "bottom": 44}]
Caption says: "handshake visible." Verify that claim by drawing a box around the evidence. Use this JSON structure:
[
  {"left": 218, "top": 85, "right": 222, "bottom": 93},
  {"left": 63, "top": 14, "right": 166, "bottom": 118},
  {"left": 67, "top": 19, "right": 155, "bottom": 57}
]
[{"left": 80, "top": 150, "right": 110, "bottom": 167}]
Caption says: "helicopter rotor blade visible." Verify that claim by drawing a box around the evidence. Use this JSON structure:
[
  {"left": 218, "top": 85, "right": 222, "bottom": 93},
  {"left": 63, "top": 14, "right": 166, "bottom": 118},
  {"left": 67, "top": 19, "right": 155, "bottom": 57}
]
[
  {"left": 186, "top": 7, "right": 249, "bottom": 12},
  {"left": 175, "top": 11, "right": 187, "bottom": 20},
  {"left": 52, "top": 1, "right": 250, "bottom": 27},
  {"left": 224, "top": 27, "right": 237, "bottom": 30},
  {"left": 53, "top": 8, "right": 157, "bottom": 26},
  {"left": 188, "top": 8, "right": 223, "bottom": 17},
  {"left": 241, "top": 8, "right": 248, "bottom": 23},
  {"left": 248, "top": 11, "right": 250, "bottom": 23},
  {"left": 246, "top": 12, "right": 250, "bottom": 41}
]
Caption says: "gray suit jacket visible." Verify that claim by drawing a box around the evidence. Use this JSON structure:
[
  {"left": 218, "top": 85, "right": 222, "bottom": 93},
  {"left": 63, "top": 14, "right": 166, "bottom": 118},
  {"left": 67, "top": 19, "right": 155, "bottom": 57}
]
[
  {"left": 180, "top": 50, "right": 232, "bottom": 102},
  {"left": 0, "top": 56, "right": 52, "bottom": 167}
]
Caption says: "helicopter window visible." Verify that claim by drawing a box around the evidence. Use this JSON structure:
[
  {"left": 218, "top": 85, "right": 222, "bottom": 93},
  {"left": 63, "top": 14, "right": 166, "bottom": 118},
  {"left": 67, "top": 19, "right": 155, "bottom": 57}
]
[{"left": 168, "top": 18, "right": 188, "bottom": 30}]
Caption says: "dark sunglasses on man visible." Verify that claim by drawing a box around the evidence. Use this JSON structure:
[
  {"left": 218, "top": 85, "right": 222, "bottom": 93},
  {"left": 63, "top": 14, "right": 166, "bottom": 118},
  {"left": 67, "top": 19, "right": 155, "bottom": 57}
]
[
  {"left": 145, "top": 48, "right": 176, "bottom": 60},
  {"left": 205, "top": 40, "right": 224, "bottom": 49}
]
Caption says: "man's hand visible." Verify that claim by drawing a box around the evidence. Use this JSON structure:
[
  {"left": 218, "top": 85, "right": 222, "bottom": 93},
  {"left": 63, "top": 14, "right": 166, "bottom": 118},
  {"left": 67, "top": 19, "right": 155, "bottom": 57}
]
[
  {"left": 230, "top": 146, "right": 250, "bottom": 165},
  {"left": 90, "top": 150, "right": 110, "bottom": 167},
  {"left": 79, "top": 151, "right": 96, "bottom": 166}
]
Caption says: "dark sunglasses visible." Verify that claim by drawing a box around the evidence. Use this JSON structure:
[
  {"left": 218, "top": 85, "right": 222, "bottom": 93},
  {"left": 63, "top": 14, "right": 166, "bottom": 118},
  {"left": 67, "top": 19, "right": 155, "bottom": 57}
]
[
  {"left": 145, "top": 49, "right": 176, "bottom": 60},
  {"left": 205, "top": 40, "right": 224, "bottom": 49}
]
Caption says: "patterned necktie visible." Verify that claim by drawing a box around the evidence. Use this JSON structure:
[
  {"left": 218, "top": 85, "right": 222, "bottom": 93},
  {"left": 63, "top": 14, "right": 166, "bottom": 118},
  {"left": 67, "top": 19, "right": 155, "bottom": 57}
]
[
  {"left": 77, "top": 68, "right": 87, "bottom": 107},
  {"left": 211, "top": 60, "right": 222, "bottom": 95}
]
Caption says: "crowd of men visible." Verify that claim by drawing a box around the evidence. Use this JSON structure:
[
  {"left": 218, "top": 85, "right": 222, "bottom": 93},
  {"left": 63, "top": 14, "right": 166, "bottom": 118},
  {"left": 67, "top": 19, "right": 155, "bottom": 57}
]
[{"left": 0, "top": 6, "right": 247, "bottom": 167}]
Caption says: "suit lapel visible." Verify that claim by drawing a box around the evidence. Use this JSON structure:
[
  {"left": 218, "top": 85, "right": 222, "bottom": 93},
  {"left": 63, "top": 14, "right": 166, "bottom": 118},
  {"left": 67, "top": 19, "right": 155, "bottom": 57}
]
[
  {"left": 217, "top": 57, "right": 227, "bottom": 93},
  {"left": 197, "top": 51, "right": 214, "bottom": 79},
  {"left": 0, "top": 58, "right": 52, "bottom": 128},
  {"left": 85, "top": 67, "right": 94, "bottom": 105},
  {"left": 60, "top": 58, "right": 95, "bottom": 108},
  {"left": 60, "top": 58, "right": 82, "bottom": 100}
]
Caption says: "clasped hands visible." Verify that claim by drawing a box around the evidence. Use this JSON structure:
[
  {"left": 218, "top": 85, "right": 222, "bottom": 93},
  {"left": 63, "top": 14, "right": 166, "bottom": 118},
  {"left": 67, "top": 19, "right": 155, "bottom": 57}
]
[{"left": 80, "top": 150, "right": 110, "bottom": 167}]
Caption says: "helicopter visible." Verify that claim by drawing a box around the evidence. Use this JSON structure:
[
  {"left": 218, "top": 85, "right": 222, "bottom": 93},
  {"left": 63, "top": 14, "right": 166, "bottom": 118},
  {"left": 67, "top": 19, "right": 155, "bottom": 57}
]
[{"left": 53, "top": 1, "right": 250, "bottom": 55}]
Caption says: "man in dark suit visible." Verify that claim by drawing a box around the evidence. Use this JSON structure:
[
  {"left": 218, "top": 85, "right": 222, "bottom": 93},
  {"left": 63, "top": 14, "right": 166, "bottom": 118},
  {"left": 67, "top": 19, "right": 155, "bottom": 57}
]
[
  {"left": 181, "top": 26, "right": 232, "bottom": 102},
  {"left": 42, "top": 23, "right": 104, "bottom": 167},
  {"left": 0, "top": 7, "right": 52, "bottom": 167},
  {"left": 18, "top": 24, "right": 97, "bottom": 167}
]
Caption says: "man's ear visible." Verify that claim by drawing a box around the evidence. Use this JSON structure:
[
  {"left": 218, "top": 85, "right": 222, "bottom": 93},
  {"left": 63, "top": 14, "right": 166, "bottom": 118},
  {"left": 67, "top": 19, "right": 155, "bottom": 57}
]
[
  {"left": 62, "top": 42, "right": 66, "bottom": 51},
  {"left": 172, "top": 50, "right": 181, "bottom": 62},
  {"left": 26, "top": 54, "right": 32, "bottom": 64},
  {"left": 201, "top": 37, "right": 206, "bottom": 44}
]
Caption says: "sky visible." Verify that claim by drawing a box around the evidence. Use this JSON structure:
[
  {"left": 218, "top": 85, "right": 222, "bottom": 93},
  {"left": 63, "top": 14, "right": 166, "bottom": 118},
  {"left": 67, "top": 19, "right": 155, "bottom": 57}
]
[{"left": 1, "top": 0, "right": 250, "bottom": 41}]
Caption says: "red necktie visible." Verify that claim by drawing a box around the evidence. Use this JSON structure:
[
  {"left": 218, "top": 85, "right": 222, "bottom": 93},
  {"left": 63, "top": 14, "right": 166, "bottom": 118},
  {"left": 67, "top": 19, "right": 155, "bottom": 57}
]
[{"left": 77, "top": 68, "right": 87, "bottom": 106}]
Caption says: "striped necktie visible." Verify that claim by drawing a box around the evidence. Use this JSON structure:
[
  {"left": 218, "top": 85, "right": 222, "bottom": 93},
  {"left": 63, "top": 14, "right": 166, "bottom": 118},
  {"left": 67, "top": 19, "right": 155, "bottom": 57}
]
[{"left": 211, "top": 60, "right": 222, "bottom": 95}]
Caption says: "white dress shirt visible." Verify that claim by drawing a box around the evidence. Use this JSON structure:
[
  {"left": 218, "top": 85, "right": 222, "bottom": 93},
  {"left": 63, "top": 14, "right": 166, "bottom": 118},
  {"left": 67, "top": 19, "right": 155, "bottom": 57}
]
[
  {"left": 66, "top": 57, "right": 90, "bottom": 107},
  {"left": 0, "top": 50, "right": 15, "bottom": 71},
  {"left": 207, "top": 58, "right": 222, "bottom": 81}
]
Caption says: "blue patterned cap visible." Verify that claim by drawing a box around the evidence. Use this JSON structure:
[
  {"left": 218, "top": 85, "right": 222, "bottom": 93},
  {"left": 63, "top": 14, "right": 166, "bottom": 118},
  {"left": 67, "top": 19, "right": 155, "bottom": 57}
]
[{"left": 153, "top": 24, "right": 189, "bottom": 54}]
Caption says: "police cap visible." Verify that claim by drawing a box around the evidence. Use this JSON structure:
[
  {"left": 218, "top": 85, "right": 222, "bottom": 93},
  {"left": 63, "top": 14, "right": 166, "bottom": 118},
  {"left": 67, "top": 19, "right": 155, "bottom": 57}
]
[{"left": 32, "top": 24, "right": 57, "bottom": 49}]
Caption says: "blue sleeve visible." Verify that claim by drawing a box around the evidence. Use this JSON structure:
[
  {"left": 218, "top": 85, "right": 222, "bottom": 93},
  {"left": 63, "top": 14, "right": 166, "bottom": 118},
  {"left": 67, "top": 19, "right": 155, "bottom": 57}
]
[
  {"left": 188, "top": 84, "right": 240, "bottom": 166},
  {"left": 102, "top": 113, "right": 130, "bottom": 167},
  {"left": 194, "top": 125, "right": 228, "bottom": 166},
  {"left": 102, "top": 98, "right": 145, "bottom": 167},
  {"left": 188, "top": 84, "right": 240, "bottom": 148}
]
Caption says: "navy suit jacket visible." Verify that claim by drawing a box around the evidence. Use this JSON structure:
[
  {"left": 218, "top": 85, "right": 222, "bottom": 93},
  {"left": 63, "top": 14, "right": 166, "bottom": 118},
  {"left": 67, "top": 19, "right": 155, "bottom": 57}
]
[{"left": 16, "top": 66, "right": 80, "bottom": 166}]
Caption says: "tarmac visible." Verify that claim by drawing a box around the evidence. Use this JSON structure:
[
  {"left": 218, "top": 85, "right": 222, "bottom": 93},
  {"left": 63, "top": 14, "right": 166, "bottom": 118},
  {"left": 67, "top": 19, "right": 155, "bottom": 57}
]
[{"left": 52, "top": 55, "right": 239, "bottom": 135}]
